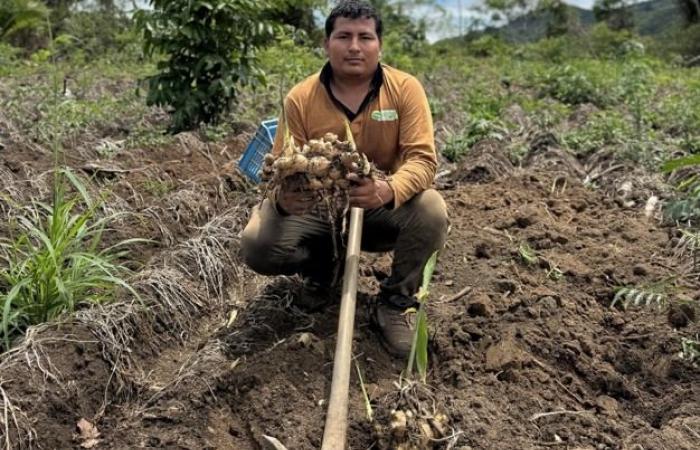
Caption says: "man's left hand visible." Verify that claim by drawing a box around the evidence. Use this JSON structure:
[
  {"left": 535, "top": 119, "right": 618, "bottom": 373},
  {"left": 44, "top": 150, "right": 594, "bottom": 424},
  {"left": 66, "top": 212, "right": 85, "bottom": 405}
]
[{"left": 347, "top": 173, "right": 394, "bottom": 209}]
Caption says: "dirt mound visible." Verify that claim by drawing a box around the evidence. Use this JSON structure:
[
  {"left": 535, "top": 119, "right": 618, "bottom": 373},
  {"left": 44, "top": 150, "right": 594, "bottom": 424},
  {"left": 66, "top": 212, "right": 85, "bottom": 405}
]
[{"left": 1, "top": 136, "right": 698, "bottom": 449}]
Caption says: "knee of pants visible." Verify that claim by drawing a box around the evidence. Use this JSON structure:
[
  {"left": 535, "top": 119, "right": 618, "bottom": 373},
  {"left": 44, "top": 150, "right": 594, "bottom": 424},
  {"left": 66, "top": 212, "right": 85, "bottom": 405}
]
[
  {"left": 410, "top": 189, "right": 449, "bottom": 235},
  {"left": 239, "top": 218, "right": 291, "bottom": 276},
  {"left": 240, "top": 230, "right": 273, "bottom": 275}
]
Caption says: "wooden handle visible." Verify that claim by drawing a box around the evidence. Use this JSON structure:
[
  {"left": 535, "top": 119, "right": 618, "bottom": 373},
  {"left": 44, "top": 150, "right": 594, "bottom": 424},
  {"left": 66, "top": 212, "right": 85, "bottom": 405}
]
[{"left": 321, "top": 207, "right": 364, "bottom": 450}]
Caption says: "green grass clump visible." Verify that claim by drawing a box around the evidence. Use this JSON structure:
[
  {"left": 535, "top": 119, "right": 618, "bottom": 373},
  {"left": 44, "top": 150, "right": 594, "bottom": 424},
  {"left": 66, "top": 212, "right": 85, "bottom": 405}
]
[
  {"left": 0, "top": 168, "right": 141, "bottom": 350},
  {"left": 441, "top": 118, "right": 508, "bottom": 162},
  {"left": 563, "top": 110, "right": 633, "bottom": 154}
]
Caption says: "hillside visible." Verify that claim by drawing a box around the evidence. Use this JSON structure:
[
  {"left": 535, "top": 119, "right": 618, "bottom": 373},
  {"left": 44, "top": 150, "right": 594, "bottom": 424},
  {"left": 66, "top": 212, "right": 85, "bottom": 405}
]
[{"left": 446, "top": 0, "right": 685, "bottom": 44}]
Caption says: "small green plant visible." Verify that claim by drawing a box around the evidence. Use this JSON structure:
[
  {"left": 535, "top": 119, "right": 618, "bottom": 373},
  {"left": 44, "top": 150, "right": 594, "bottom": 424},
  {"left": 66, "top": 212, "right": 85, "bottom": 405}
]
[
  {"left": 518, "top": 243, "right": 538, "bottom": 266},
  {"left": 0, "top": 168, "right": 142, "bottom": 349},
  {"left": 563, "top": 110, "right": 633, "bottom": 155},
  {"left": 143, "top": 178, "right": 176, "bottom": 198},
  {"left": 546, "top": 264, "right": 564, "bottom": 281},
  {"left": 440, "top": 118, "right": 507, "bottom": 162},
  {"left": 679, "top": 337, "right": 700, "bottom": 364},
  {"left": 539, "top": 65, "right": 605, "bottom": 106},
  {"left": 611, "top": 286, "right": 667, "bottom": 310},
  {"left": 662, "top": 154, "right": 700, "bottom": 222},
  {"left": 406, "top": 251, "right": 438, "bottom": 383},
  {"left": 620, "top": 60, "right": 653, "bottom": 139}
]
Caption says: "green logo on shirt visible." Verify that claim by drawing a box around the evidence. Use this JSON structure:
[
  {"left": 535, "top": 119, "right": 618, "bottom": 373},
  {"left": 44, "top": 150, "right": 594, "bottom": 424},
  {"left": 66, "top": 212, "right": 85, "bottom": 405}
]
[{"left": 371, "top": 109, "right": 398, "bottom": 121}]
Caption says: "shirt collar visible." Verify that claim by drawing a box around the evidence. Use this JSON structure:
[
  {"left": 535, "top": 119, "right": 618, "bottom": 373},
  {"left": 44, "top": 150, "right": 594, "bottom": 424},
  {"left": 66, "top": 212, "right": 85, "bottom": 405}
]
[{"left": 319, "top": 62, "right": 384, "bottom": 121}]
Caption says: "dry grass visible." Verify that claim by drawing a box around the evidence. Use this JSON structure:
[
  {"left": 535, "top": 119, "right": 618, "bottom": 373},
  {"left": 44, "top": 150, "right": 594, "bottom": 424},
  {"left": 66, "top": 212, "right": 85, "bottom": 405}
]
[{"left": 0, "top": 205, "right": 250, "bottom": 447}]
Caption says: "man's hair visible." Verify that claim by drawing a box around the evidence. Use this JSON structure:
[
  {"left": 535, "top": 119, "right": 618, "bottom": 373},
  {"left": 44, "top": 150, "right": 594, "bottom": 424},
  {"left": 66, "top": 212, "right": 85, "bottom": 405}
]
[{"left": 325, "top": 1, "right": 383, "bottom": 40}]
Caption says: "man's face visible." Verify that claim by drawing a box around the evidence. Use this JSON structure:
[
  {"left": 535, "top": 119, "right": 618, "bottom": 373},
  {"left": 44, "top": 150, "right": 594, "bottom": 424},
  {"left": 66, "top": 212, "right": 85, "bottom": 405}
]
[{"left": 324, "top": 17, "right": 381, "bottom": 79}]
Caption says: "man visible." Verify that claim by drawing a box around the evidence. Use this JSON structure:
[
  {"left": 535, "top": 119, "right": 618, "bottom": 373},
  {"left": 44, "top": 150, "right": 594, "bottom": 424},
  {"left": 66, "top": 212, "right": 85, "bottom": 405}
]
[{"left": 241, "top": 0, "right": 448, "bottom": 357}]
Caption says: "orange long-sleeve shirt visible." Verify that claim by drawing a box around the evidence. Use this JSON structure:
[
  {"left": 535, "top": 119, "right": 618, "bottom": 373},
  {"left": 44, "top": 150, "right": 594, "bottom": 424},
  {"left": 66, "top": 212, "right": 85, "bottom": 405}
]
[{"left": 271, "top": 63, "right": 436, "bottom": 208}]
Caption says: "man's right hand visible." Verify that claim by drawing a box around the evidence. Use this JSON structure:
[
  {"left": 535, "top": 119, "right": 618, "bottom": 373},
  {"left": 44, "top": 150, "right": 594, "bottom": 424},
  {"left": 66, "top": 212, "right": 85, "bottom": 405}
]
[{"left": 276, "top": 188, "right": 317, "bottom": 216}]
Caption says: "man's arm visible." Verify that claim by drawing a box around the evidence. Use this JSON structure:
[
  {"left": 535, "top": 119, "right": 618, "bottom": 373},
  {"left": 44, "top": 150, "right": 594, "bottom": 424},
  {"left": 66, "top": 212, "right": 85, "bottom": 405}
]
[{"left": 385, "top": 76, "right": 437, "bottom": 208}]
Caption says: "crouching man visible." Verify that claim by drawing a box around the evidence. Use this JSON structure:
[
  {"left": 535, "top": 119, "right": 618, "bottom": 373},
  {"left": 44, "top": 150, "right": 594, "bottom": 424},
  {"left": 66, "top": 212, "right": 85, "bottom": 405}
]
[{"left": 240, "top": 0, "right": 448, "bottom": 357}]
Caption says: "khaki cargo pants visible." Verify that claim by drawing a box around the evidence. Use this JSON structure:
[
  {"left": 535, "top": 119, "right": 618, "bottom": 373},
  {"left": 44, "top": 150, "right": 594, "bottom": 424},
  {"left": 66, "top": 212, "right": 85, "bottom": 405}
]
[{"left": 240, "top": 189, "right": 448, "bottom": 298}]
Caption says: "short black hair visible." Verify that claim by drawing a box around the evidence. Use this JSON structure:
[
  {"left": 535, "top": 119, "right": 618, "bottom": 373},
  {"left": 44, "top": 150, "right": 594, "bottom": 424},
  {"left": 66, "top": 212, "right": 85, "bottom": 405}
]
[{"left": 325, "top": 1, "right": 383, "bottom": 40}]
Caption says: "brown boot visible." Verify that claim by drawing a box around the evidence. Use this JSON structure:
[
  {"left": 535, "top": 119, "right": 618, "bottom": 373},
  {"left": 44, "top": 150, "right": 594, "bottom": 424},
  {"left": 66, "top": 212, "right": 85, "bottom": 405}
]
[{"left": 373, "top": 298, "right": 417, "bottom": 358}]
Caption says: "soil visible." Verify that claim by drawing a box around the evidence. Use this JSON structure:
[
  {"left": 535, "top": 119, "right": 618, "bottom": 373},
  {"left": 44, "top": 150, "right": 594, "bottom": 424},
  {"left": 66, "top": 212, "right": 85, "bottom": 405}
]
[{"left": 0, "top": 132, "right": 699, "bottom": 450}]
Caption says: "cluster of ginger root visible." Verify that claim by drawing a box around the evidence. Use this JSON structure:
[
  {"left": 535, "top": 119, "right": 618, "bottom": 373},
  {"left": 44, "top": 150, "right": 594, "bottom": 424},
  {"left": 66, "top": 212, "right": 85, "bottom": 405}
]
[{"left": 258, "top": 122, "right": 381, "bottom": 261}]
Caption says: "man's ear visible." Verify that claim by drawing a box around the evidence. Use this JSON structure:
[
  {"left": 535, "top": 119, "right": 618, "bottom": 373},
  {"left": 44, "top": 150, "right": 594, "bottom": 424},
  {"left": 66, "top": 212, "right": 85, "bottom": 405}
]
[{"left": 323, "top": 38, "right": 329, "bottom": 56}]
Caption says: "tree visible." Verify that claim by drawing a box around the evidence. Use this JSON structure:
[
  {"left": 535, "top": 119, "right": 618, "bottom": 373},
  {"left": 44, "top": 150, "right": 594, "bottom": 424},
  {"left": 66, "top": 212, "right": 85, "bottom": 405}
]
[
  {"left": 135, "top": 0, "right": 283, "bottom": 132},
  {"left": 593, "top": 0, "right": 634, "bottom": 31},
  {"left": 537, "top": 0, "right": 577, "bottom": 38},
  {"left": 678, "top": 0, "right": 700, "bottom": 24},
  {"left": 1, "top": 0, "right": 48, "bottom": 49}
]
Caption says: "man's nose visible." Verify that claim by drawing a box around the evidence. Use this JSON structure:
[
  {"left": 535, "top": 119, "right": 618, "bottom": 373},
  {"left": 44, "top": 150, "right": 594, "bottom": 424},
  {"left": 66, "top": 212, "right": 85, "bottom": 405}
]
[{"left": 349, "top": 36, "right": 360, "bottom": 51}]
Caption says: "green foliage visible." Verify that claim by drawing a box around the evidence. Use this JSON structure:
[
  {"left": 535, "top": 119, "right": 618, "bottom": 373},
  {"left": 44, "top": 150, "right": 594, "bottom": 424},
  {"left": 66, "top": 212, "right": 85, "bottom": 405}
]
[
  {"left": 587, "top": 23, "right": 637, "bottom": 57},
  {"left": 661, "top": 154, "right": 700, "bottom": 222},
  {"left": 0, "top": 0, "right": 48, "bottom": 49},
  {"left": 237, "top": 31, "right": 324, "bottom": 122},
  {"left": 464, "top": 35, "right": 511, "bottom": 58},
  {"left": 518, "top": 242, "right": 538, "bottom": 266},
  {"left": 0, "top": 168, "right": 141, "bottom": 349},
  {"left": 657, "top": 93, "right": 700, "bottom": 152},
  {"left": 563, "top": 110, "right": 633, "bottom": 154},
  {"left": 441, "top": 118, "right": 508, "bottom": 162},
  {"left": 538, "top": 64, "right": 608, "bottom": 106},
  {"left": 679, "top": 337, "right": 700, "bottom": 364},
  {"left": 538, "top": 0, "right": 578, "bottom": 38},
  {"left": 406, "top": 251, "right": 437, "bottom": 383},
  {"left": 594, "top": 0, "right": 634, "bottom": 31},
  {"left": 57, "top": 9, "right": 135, "bottom": 58},
  {"left": 620, "top": 60, "right": 654, "bottom": 138},
  {"left": 135, "top": 0, "right": 282, "bottom": 132}
]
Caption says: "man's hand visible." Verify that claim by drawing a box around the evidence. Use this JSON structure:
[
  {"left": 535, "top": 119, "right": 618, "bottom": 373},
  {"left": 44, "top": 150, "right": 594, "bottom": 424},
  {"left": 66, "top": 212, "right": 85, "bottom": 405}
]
[
  {"left": 347, "top": 173, "right": 394, "bottom": 209},
  {"left": 276, "top": 187, "right": 317, "bottom": 216}
]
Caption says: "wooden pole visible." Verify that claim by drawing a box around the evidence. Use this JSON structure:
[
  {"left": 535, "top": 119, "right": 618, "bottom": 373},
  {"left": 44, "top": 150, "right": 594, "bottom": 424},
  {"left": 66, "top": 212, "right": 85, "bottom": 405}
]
[{"left": 321, "top": 207, "right": 364, "bottom": 450}]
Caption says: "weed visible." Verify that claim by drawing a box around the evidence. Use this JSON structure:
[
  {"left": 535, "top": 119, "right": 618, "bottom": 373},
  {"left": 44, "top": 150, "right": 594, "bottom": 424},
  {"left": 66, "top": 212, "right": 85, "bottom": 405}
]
[
  {"left": 538, "top": 64, "right": 606, "bottom": 106},
  {"left": 611, "top": 286, "right": 667, "bottom": 310},
  {"left": 143, "top": 178, "right": 176, "bottom": 198},
  {"left": 0, "top": 168, "right": 142, "bottom": 349},
  {"left": 518, "top": 243, "right": 538, "bottom": 266},
  {"left": 679, "top": 337, "right": 700, "bottom": 364},
  {"left": 563, "top": 110, "right": 633, "bottom": 155},
  {"left": 440, "top": 118, "right": 508, "bottom": 162}
]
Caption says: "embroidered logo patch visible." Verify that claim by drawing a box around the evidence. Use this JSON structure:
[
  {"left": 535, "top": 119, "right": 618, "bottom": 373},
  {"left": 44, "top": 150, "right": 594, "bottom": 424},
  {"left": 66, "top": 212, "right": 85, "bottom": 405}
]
[{"left": 371, "top": 109, "right": 398, "bottom": 121}]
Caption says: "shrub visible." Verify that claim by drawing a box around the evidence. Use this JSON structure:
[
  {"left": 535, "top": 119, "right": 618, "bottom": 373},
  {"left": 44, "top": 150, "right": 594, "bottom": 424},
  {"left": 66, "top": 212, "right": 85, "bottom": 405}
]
[
  {"left": 563, "top": 110, "right": 633, "bottom": 154},
  {"left": 538, "top": 64, "right": 608, "bottom": 106},
  {"left": 441, "top": 118, "right": 508, "bottom": 162},
  {"left": 135, "top": 0, "right": 282, "bottom": 132}
]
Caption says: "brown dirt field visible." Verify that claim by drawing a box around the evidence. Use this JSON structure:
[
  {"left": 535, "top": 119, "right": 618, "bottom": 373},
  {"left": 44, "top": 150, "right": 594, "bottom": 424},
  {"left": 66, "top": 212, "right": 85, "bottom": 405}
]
[{"left": 0, "top": 135, "right": 699, "bottom": 450}]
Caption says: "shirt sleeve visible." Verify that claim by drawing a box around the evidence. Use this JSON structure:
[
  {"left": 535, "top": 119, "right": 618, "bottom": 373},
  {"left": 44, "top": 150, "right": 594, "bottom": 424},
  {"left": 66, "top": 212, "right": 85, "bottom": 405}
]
[{"left": 386, "top": 76, "right": 437, "bottom": 208}]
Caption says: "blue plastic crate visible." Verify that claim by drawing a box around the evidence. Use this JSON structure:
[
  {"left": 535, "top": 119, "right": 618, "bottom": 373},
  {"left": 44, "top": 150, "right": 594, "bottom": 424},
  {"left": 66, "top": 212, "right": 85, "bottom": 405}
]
[{"left": 238, "top": 118, "right": 278, "bottom": 183}]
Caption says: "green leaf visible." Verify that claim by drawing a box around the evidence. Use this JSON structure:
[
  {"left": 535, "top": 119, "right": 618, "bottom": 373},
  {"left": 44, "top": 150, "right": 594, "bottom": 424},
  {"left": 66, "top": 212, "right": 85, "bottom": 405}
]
[
  {"left": 662, "top": 154, "right": 700, "bottom": 173},
  {"left": 417, "top": 251, "right": 438, "bottom": 302},
  {"left": 415, "top": 307, "right": 429, "bottom": 382}
]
